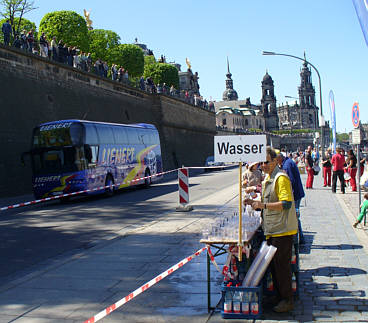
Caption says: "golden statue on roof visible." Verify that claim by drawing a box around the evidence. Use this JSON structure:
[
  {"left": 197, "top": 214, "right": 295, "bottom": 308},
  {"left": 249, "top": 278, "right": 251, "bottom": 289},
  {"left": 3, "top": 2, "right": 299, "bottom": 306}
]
[
  {"left": 83, "top": 9, "right": 93, "bottom": 30},
  {"left": 185, "top": 57, "right": 192, "bottom": 71}
]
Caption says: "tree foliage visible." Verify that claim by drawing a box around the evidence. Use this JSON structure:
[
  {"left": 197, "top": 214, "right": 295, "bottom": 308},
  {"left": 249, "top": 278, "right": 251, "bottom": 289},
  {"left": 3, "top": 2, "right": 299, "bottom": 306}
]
[
  {"left": 0, "top": 16, "right": 35, "bottom": 42},
  {"left": 336, "top": 132, "right": 349, "bottom": 142},
  {"left": 144, "top": 62, "right": 179, "bottom": 88},
  {"left": 39, "top": 11, "right": 89, "bottom": 51},
  {"left": 88, "top": 29, "right": 120, "bottom": 63},
  {"left": 108, "top": 44, "right": 144, "bottom": 77},
  {"left": 0, "top": 0, "right": 37, "bottom": 36}
]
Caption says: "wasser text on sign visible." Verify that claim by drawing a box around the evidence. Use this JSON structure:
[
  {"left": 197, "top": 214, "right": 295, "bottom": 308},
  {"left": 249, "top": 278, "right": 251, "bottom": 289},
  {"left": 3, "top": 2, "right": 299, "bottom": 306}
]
[{"left": 214, "top": 135, "right": 267, "bottom": 163}]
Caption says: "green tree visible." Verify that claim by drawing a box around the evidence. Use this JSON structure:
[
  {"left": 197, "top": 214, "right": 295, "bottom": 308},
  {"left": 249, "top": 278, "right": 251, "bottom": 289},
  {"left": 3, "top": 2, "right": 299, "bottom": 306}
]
[
  {"left": 0, "top": 16, "right": 36, "bottom": 42},
  {"left": 88, "top": 29, "right": 120, "bottom": 64},
  {"left": 0, "top": 0, "right": 37, "bottom": 37},
  {"left": 337, "top": 132, "right": 349, "bottom": 142},
  {"left": 144, "top": 54, "right": 156, "bottom": 66},
  {"left": 109, "top": 44, "right": 144, "bottom": 78},
  {"left": 39, "top": 11, "right": 89, "bottom": 51},
  {"left": 144, "top": 62, "right": 179, "bottom": 88}
]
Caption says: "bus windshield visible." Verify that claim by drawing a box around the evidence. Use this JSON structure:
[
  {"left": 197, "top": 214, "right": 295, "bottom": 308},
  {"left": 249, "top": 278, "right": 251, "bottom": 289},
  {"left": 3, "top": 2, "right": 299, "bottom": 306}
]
[
  {"left": 31, "top": 146, "right": 88, "bottom": 175},
  {"left": 32, "top": 122, "right": 84, "bottom": 148}
]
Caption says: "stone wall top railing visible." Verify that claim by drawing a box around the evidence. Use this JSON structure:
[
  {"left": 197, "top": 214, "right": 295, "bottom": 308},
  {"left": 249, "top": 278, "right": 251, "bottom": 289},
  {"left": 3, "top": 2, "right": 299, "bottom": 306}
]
[{"left": 0, "top": 43, "right": 215, "bottom": 114}]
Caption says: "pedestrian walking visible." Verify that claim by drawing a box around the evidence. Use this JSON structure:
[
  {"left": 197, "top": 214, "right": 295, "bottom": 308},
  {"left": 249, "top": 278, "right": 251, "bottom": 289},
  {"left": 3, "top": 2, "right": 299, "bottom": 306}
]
[
  {"left": 331, "top": 147, "right": 345, "bottom": 194},
  {"left": 2, "top": 20, "right": 12, "bottom": 46},
  {"left": 305, "top": 146, "right": 314, "bottom": 189}
]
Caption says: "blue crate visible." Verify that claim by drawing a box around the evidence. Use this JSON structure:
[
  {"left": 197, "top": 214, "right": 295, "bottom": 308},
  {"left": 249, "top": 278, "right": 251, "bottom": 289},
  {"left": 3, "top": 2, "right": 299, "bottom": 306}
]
[{"left": 221, "top": 282, "right": 262, "bottom": 319}]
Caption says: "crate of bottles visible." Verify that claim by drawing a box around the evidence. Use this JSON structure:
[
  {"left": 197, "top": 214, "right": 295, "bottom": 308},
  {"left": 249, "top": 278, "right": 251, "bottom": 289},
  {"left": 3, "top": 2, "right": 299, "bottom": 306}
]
[{"left": 221, "top": 281, "right": 262, "bottom": 319}]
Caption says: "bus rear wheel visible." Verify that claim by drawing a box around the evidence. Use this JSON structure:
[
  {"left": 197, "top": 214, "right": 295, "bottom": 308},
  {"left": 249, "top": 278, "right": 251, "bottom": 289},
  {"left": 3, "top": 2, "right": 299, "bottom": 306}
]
[{"left": 105, "top": 175, "right": 115, "bottom": 197}]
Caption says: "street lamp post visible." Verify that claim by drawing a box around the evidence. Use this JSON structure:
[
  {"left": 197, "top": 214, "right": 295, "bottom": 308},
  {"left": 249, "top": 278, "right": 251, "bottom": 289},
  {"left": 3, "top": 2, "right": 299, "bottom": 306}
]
[{"left": 263, "top": 51, "right": 325, "bottom": 157}]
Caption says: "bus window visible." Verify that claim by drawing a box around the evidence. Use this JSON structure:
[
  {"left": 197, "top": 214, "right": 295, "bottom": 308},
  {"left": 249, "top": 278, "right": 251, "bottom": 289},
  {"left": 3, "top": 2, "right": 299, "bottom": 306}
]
[
  {"left": 96, "top": 125, "right": 115, "bottom": 144},
  {"left": 84, "top": 124, "right": 99, "bottom": 145},
  {"left": 126, "top": 128, "right": 139, "bottom": 145},
  {"left": 113, "top": 127, "right": 128, "bottom": 145}
]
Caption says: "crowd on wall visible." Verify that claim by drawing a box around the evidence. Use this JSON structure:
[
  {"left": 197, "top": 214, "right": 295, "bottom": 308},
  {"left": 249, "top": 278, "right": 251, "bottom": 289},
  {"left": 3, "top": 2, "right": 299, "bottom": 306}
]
[{"left": 1, "top": 20, "right": 214, "bottom": 112}]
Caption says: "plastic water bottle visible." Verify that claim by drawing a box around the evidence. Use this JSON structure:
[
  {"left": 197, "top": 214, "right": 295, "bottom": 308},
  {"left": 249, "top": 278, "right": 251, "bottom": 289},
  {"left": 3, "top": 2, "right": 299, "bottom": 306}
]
[
  {"left": 291, "top": 244, "right": 297, "bottom": 264},
  {"left": 233, "top": 284, "right": 241, "bottom": 313},
  {"left": 292, "top": 273, "right": 297, "bottom": 293},
  {"left": 266, "top": 272, "right": 274, "bottom": 291},
  {"left": 224, "top": 282, "right": 233, "bottom": 313},
  {"left": 241, "top": 291, "right": 250, "bottom": 314},
  {"left": 251, "top": 292, "right": 259, "bottom": 315}
]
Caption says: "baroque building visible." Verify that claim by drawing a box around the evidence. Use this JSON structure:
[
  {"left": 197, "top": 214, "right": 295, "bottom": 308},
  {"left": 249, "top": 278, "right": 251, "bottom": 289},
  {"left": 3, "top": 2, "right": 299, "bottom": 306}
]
[{"left": 215, "top": 58, "right": 320, "bottom": 133}]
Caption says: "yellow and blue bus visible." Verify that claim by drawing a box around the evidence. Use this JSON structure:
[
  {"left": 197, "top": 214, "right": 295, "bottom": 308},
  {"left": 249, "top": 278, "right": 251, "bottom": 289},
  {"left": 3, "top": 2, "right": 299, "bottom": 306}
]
[{"left": 29, "top": 120, "right": 162, "bottom": 199}]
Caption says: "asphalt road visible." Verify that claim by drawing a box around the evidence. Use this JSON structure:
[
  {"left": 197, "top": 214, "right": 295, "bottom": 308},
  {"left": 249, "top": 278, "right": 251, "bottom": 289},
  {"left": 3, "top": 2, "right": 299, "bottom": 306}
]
[{"left": 0, "top": 167, "right": 238, "bottom": 286}]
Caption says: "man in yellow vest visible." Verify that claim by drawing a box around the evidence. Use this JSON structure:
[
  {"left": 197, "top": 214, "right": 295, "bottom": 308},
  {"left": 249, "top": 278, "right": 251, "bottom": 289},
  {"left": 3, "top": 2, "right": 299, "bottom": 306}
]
[{"left": 248, "top": 146, "right": 298, "bottom": 313}]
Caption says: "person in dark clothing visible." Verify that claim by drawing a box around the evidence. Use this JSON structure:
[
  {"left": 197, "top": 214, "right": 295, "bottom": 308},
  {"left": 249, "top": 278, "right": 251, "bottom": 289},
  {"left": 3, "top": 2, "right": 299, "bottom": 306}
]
[
  {"left": 26, "top": 29, "right": 34, "bottom": 52},
  {"left": 276, "top": 152, "right": 306, "bottom": 244},
  {"left": 13, "top": 34, "right": 21, "bottom": 48},
  {"left": 58, "top": 40, "right": 65, "bottom": 63},
  {"left": 2, "top": 20, "right": 12, "bottom": 46},
  {"left": 345, "top": 149, "right": 358, "bottom": 191},
  {"left": 322, "top": 149, "right": 332, "bottom": 187}
]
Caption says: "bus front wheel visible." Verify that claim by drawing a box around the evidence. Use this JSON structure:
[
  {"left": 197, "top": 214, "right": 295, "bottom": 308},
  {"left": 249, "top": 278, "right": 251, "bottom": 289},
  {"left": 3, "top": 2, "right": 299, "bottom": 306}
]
[{"left": 105, "top": 175, "right": 115, "bottom": 197}]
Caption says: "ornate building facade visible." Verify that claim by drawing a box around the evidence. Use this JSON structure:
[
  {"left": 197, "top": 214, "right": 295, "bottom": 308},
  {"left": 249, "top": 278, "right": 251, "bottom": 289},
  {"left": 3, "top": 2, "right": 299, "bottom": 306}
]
[{"left": 215, "top": 59, "right": 320, "bottom": 133}]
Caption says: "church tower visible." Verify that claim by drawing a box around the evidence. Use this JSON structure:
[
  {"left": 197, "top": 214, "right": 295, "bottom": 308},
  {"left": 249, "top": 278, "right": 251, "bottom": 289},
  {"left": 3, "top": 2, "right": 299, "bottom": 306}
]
[
  {"left": 222, "top": 57, "right": 238, "bottom": 101},
  {"left": 298, "top": 56, "right": 319, "bottom": 129},
  {"left": 261, "top": 71, "right": 278, "bottom": 131}
]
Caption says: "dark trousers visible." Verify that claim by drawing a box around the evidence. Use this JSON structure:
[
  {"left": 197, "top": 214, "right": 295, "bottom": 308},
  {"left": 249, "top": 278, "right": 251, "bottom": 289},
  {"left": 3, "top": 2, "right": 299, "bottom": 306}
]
[
  {"left": 267, "top": 235, "right": 293, "bottom": 300},
  {"left": 332, "top": 170, "right": 345, "bottom": 193}
]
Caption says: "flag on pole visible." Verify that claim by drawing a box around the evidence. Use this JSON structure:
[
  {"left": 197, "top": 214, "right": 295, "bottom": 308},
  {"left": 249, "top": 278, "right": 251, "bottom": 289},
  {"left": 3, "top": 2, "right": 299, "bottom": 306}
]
[
  {"left": 329, "top": 90, "right": 337, "bottom": 154},
  {"left": 352, "top": 0, "right": 368, "bottom": 47}
]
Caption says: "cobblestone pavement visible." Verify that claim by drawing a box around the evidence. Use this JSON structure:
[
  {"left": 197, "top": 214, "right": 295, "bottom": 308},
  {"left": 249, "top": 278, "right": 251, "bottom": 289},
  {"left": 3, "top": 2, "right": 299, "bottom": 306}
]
[{"left": 209, "top": 173, "right": 368, "bottom": 323}]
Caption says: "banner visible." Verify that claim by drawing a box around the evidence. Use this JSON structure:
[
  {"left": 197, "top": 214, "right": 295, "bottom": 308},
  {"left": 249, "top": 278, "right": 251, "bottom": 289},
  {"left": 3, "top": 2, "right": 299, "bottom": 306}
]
[
  {"left": 329, "top": 90, "right": 337, "bottom": 154},
  {"left": 352, "top": 0, "right": 368, "bottom": 47}
]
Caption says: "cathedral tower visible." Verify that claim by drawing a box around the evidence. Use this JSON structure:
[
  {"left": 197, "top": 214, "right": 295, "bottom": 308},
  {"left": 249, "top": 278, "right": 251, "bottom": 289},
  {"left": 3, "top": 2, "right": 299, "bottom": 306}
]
[{"left": 261, "top": 71, "right": 278, "bottom": 131}]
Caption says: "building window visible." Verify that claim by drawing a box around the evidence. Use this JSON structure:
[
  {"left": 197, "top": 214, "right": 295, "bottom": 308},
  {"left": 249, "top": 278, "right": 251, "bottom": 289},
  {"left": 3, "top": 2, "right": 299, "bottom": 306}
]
[
  {"left": 222, "top": 118, "right": 226, "bottom": 126},
  {"left": 245, "top": 119, "right": 248, "bottom": 126}
]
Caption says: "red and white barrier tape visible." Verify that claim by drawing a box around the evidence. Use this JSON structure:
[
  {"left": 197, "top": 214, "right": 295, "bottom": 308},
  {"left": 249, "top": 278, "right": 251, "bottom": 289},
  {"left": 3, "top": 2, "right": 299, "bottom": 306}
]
[
  {"left": 84, "top": 246, "right": 207, "bottom": 323},
  {"left": 0, "top": 165, "right": 232, "bottom": 213},
  {"left": 0, "top": 169, "right": 177, "bottom": 212}
]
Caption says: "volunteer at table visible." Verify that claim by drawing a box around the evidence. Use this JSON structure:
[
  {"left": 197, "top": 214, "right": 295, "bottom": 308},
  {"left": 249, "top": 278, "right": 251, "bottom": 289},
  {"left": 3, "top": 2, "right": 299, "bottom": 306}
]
[{"left": 245, "top": 146, "right": 298, "bottom": 313}]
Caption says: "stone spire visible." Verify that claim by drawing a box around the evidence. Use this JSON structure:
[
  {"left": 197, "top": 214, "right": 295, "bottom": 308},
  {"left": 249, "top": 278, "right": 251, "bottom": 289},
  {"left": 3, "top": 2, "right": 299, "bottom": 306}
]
[{"left": 222, "top": 57, "right": 238, "bottom": 101}]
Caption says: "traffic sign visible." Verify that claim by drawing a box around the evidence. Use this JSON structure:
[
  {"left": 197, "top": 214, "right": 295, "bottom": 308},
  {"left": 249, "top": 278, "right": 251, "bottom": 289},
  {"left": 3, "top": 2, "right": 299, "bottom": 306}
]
[
  {"left": 352, "top": 128, "right": 361, "bottom": 145},
  {"left": 214, "top": 135, "right": 267, "bottom": 163},
  {"left": 352, "top": 102, "right": 360, "bottom": 128}
]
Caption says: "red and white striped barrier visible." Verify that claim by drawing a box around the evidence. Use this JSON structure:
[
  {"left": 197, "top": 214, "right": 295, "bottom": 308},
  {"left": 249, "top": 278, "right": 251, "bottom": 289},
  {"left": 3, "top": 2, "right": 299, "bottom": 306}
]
[
  {"left": 178, "top": 168, "right": 189, "bottom": 205},
  {"left": 0, "top": 169, "right": 177, "bottom": 212},
  {"left": 84, "top": 246, "right": 207, "bottom": 323}
]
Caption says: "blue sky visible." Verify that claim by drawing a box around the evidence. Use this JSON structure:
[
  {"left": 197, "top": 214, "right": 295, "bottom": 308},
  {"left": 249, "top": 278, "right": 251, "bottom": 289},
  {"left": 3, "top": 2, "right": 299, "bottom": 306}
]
[{"left": 24, "top": 0, "right": 368, "bottom": 133}]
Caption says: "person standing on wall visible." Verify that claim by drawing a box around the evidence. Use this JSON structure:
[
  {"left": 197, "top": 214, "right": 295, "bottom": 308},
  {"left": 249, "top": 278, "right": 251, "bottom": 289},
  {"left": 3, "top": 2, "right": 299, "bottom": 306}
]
[
  {"left": 246, "top": 147, "right": 298, "bottom": 313},
  {"left": 305, "top": 145, "right": 314, "bottom": 189},
  {"left": 2, "top": 20, "right": 12, "bottom": 46},
  {"left": 331, "top": 147, "right": 345, "bottom": 194},
  {"left": 322, "top": 149, "right": 332, "bottom": 187}
]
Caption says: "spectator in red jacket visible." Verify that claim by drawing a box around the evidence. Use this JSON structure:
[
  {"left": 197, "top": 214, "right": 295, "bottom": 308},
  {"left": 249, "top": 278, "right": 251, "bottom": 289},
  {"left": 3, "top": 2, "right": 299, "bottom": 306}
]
[{"left": 331, "top": 147, "right": 345, "bottom": 194}]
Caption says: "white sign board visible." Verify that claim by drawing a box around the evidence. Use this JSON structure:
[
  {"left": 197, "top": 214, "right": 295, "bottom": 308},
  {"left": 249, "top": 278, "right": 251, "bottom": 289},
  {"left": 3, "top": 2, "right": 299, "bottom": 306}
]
[
  {"left": 352, "top": 128, "right": 361, "bottom": 145},
  {"left": 214, "top": 135, "right": 267, "bottom": 163}
]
